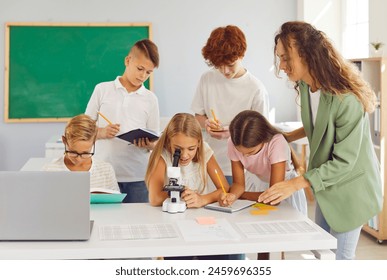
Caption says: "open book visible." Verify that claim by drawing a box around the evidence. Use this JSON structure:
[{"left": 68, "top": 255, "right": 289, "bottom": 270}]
[
  {"left": 116, "top": 128, "right": 160, "bottom": 144},
  {"left": 90, "top": 188, "right": 126, "bottom": 204},
  {"left": 204, "top": 200, "right": 256, "bottom": 213}
]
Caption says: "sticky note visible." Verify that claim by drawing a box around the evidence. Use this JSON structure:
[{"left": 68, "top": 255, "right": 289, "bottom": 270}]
[
  {"left": 250, "top": 209, "right": 270, "bottom": 215},
  {"left": 252, "top": 203, "right": 278, "bottom": 210},
  {"left": 195, "top": 216, "right": 216, "bottom": 225}
]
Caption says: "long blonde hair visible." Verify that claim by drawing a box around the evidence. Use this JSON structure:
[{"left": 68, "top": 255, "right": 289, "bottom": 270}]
[
  {"left": 145, "top": 113, "right": 206, "bottom": 192},
  {"left": 274, "top": 21, "right": 377, "bottom": 113}
]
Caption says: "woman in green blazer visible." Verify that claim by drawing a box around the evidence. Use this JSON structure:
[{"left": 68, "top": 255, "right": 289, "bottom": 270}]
[{"left": 259, "top": 21, "right": 382, "bottom": 260}]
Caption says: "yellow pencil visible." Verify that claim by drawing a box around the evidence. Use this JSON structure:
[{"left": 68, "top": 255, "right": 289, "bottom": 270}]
[
  {"left": 97, "top": 111, "right": 113, "bottom": 125},
  {"left": 214, "top": 169, "right": 227, "bottom": 194},
  {"left": 210, "top": 108, "right": 218, "bottom": 123}
]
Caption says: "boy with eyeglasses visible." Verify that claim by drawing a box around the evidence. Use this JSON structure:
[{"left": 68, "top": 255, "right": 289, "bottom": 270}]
[
  {"left": 85, "top": 39, "right": 160, "bottom": 203},
  {"left": 43, "top": 114, "right": 120, "bottom": 193}
]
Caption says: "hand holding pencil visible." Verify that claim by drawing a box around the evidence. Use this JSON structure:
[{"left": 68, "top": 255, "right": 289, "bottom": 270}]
[
  {"left": 214, "top": 169, "right": 235, "bottom": 207},
  {"left": 204, "top": 109, "right": 230, "bottom": 140},
  {"left": 97, "top": 111, "right": 120, "bottom": 139},
  {"left": 208, "top": 108, "right": 223, "bottom": 132}
]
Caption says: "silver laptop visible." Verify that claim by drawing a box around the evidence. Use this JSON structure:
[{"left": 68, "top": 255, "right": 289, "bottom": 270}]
[{"left": 0, "top": 171, "right": 91, "bottom": 241}]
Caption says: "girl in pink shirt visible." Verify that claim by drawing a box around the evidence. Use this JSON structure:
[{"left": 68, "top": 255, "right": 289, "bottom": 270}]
[
  {"left": 222, "top": 110, "right": 307, "bottom": 260},
  {"left": 221, "top": 110, "right": 307, "bottom": 215}
]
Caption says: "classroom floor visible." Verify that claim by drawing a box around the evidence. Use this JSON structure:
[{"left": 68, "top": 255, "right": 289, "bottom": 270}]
[{"left": 246, "top": 200, "right": 387, "bottom": 260}]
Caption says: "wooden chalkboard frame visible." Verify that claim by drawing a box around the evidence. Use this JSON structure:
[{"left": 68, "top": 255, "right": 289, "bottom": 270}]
[{"left": 4, "top": 22, "right": 152, "bottom": 123}]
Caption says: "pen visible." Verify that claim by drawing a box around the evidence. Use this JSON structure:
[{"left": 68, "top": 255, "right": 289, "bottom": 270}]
[
  {"left": 214, "top": 169, "right": 227, "bottom": 194},
  {"left": 210, "top": 108, "right": 218, "bottom": 123},
  {"left": 97, "top": 111, "right": 113, "bottom": 125}
]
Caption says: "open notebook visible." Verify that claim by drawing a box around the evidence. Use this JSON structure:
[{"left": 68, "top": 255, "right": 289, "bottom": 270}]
[{"left": 204, "top": 200, "right": 255, "bottom": 213}]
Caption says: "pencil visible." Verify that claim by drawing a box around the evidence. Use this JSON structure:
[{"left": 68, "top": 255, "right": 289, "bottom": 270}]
[
  {"left": 97, "top": 111, "right": 113, "bottom": 125},
  {"left": 214, "top": 169, "right": 227, "bottom": 194},
  {"left": 210, "top": 108, "right": 218, "bottom": 123}
]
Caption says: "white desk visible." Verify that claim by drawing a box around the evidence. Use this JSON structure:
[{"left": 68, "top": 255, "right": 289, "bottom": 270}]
[{"left": 0, "top": 203, "right": 336, "bottom": 260}]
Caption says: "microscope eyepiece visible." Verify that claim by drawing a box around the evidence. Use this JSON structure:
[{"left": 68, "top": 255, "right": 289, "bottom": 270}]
[{"left": 172, "top": 148, "right": 181, "bottom": 167}]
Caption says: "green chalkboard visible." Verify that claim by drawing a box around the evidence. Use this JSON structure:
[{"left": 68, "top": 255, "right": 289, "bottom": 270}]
[{"left": 5, "top": 23, "right": 151, "bottom": 122}]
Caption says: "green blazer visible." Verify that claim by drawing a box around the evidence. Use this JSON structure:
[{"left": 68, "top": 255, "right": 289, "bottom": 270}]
[{"left": 299, "top": 81, "right": 382, "bottom": 232}]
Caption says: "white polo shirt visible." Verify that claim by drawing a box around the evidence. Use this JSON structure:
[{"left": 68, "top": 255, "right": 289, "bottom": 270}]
[
  {"left": 191, "top": 69, "right": 269, "bottom": 175},
  {"left": 85, "top": 77, "right": 160, "bottom": 182}
]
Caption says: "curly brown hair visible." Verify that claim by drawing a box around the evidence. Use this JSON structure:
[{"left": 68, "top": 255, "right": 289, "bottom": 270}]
[
  {"left": 274, "top": 21, "right": 376, "bottom": 113},
  {"left": 202, "top": 25, "right": 247, "bottom": 67}
]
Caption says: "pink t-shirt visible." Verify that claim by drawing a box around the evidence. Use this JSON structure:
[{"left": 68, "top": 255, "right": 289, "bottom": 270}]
[{"left": 227, "top": 134, "right": 293, "bottom": 183}]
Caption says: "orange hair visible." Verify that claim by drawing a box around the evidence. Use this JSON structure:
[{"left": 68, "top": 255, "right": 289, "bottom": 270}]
[{"left": 202, "top": 25, "right": 246, "bottom": 67}]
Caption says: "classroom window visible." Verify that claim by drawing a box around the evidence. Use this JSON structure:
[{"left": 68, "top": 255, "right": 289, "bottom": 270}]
[{"left": 342, "top": 0, "right": 369, "bottom": 59}]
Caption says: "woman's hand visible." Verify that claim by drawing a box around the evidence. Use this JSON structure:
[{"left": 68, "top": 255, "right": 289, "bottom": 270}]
[
  {"left": 218, "top": 192, "right": 237, "bottom": 207},
  {"left": 181, "top": 188, "right": 205, "bottom": 208},
  {"left": 258, "top": 176, "right": 310, "bottom": 205}
]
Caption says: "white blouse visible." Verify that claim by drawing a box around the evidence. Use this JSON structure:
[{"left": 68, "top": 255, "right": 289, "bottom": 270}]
[{"left": 161, "top": 142, "right": 214, "bottom": 194}]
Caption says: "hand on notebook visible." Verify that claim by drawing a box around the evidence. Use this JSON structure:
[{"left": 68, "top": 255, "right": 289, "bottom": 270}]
[{"left": 219, "top": 192, "right": 237, "bottom": 207}]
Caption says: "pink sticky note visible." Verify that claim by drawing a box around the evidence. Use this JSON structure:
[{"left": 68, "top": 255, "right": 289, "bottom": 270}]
[{"left": 195, "top": 216, "right": 216, "bottom": 225}]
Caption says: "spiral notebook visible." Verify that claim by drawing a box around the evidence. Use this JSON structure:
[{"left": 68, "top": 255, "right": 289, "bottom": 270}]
[{"left": 204, "top": 200, "right": 255, "bottom": 213}]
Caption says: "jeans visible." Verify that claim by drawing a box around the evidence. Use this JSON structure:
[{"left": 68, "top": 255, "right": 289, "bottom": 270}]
[
  {"left": 225, "top": 175, "right": 233, "bottom": 186},
  {"left": 119, "top": 181, "right": 149, "bottom": 203},
  {"left": 315, "top": 202, "right": 362, "bottom": 260}
]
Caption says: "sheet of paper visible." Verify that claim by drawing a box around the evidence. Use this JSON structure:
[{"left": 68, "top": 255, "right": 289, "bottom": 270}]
[
  {"left": 176, "top": 218, "right": 240, "bottom": 242},
  {"left": 236, "top": 220, "right": 320, "bottom": 238},
  {"left": 99, "top": 223, "right": 178, "bottom": 240},
  {"left": 204, "top": 200, "right": 255, "bottom": 213}
]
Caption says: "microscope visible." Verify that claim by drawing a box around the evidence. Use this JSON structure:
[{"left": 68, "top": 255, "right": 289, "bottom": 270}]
[{"left": 162, "top": 148, "right": 187, "bottom": 213}]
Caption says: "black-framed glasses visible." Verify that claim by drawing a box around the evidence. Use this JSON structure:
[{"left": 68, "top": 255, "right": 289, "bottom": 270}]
[{"left": 64, "top": 144, "right": 95, "bottom": 159}]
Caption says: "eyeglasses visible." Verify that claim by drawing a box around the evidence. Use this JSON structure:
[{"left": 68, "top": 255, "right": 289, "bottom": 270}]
[{"left": 65, "top": 145, "right": 95, "bottom": 159}]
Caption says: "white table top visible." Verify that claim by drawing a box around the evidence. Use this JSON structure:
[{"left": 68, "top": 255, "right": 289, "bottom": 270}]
[
  {"left": 275, "top": 122, "right": 308, "bottom": 145},
  {"left": 0, "top": 203, "right": 336, "bottom": 260}
]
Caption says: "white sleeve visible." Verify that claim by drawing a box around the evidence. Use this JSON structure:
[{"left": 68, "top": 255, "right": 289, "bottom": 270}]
[
  {"left": 251, "top": 80, "right": 270, "bottom": 119},
  {"left": 203, "top": 142, "right": 214, "bottom": 163},
  {"left": 147, "top": 95, "right": 160, "bottom": 133},
  {"left": 190, "top": 75, "right": 206, "bottom": 115},
  {"left": 85, "top": 84, "right": 101, "bottom": 121}
]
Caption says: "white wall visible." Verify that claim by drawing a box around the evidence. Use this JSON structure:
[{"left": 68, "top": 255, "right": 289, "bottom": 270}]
[
  {"left": 298, "top": 0, "right": 342, "bottom": 51},
  {"left": 369, "top": 0, "right": 387, "bottom": 56},
  {"left": 0, "top": 0, "right": 297, "bottom": 171}
]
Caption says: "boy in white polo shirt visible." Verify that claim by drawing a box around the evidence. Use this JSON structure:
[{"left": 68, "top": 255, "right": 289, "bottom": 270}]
[{"left": 85, "top": 39, "right": 160, "bottom": 203}]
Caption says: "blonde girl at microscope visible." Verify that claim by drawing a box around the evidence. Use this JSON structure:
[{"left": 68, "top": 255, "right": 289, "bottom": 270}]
[{"left": 145, "top": 113, "right": 229, "bottom": 208}]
